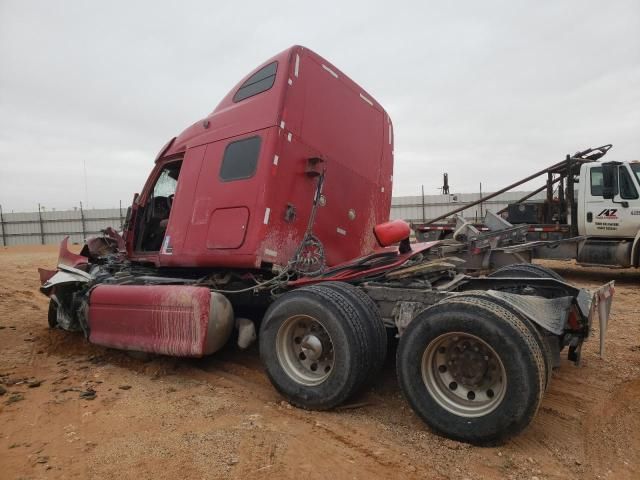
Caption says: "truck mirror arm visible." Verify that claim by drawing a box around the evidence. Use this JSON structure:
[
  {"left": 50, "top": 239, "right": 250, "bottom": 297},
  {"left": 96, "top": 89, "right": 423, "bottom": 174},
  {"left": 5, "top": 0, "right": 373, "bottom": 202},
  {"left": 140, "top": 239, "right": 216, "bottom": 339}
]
[
  {"left": 603, "top": 190, "right": 629, "bottom": 208},
  {"left": 603, "top": 192, "right": 629, "bottom": 208}
]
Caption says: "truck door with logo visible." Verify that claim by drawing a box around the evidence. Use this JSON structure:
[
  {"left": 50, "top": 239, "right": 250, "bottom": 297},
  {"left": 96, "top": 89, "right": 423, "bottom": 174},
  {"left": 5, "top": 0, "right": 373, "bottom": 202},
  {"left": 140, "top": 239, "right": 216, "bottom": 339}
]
[{"left": 583, "top": 163, "right": 640, "bottom": 238}]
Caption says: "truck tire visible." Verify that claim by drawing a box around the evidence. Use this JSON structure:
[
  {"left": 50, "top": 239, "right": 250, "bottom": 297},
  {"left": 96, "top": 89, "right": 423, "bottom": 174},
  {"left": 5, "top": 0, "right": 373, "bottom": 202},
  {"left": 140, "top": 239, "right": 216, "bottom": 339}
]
[
  {"left": 320, "top": 282, "right": 387, "bottom": 381},
  {"left": 396, "top": 296, "right": 546, "bottom": 444},
  {"left": 441, "top": 292, "right": 553, "bottom": 390},
  {"left": 489, "top": 263, "right": 564, "bottom": 281},
  {"left": 259, "top": 285, "right": 372, "bottom": 410},
  {"left": 48, "top": 299, "right": 58, "bottom": 329}
]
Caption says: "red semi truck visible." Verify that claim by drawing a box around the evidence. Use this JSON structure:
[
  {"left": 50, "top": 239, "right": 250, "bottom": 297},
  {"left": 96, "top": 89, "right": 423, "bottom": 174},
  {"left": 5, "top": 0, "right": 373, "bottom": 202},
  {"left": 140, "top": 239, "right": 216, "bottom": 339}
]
[{"left": 39, "top": 46, "right": 614, "bottom": 443}]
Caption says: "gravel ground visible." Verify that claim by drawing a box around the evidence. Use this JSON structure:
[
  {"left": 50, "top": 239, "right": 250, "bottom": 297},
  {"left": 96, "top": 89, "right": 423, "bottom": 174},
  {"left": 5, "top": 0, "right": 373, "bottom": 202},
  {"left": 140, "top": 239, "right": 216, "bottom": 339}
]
[{"left": 1, "top": 246, "right": 638, "bottom": 479}]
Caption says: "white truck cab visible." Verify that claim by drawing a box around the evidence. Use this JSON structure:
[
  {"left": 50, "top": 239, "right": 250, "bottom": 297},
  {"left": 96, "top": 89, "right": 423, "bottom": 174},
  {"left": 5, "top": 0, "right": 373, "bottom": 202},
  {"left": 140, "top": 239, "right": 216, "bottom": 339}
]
[
  {"left": 571, "top": 160, "right": 640, "bottom": 267},
  {"left": 578, "top": 161, "right": 640, "bottom": 238},
  {"left": 414, "top": 146, "right": 640, "bottom": 269}
]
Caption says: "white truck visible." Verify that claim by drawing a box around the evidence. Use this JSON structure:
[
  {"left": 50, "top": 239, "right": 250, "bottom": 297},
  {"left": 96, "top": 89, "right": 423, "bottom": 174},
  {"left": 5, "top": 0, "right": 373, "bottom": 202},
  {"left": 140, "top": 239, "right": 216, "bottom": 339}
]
[
  {"left": 564, "top": 159, "right": 640, "bottom": 267},
  {"left": 415, "top": 145, "right": 640, "bottom": 269}
]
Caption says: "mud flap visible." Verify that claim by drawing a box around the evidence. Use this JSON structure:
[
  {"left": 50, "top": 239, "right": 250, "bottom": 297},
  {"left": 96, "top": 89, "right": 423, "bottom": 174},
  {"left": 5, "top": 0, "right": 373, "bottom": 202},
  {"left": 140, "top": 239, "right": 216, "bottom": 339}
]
[
  {"left": 593, "top": 282, "right": 615, "bottom": 357},
  {"left": 486, "top": 282, "right": 615, "bottom": 359}
]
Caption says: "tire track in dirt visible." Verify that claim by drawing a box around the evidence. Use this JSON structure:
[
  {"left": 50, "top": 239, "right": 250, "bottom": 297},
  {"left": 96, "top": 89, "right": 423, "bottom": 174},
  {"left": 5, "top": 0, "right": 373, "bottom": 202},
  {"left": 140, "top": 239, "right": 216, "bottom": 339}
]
[
  {"left": 187, "top": 357, "right": 432, "bottom": 478},
  {"left": 583, "top": 379, "right": 640, "bottom": 479},
  {"left": 507, "top": 355, "right": 630, "bottom": 475}
]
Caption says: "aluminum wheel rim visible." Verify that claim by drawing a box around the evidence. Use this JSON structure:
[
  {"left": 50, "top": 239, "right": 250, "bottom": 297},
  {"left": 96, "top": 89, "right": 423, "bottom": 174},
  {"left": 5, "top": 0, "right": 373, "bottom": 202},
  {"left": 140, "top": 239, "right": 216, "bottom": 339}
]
[
  {"left": 421, "top": 332, "right": 507, "bottom": 417},
  {"left": 276, "top": 314, "right": 335, "bottom": 386}
]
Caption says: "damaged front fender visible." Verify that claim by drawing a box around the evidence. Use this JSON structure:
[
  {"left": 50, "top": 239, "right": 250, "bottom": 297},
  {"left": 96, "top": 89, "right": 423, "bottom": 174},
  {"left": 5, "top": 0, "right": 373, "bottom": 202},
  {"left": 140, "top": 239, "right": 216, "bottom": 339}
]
[
  {"left": 39, "top": 237, "right": 94, "bottom": 334},
  {"left": 40, "top": 266, "right": 91, "bottom": 295},
  {"left": 39, "top": 236, "right": 91, "bottom": 296},
  {"left": 58, "top": 236, "right": 90, "bottom": 270}
]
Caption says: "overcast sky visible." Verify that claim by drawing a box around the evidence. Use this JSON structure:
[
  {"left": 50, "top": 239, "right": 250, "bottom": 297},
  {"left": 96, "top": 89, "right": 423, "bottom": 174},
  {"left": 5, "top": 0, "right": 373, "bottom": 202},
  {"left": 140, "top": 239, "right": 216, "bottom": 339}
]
[{"left": 1, "top": 0, "right": 639, "bottom": 212}]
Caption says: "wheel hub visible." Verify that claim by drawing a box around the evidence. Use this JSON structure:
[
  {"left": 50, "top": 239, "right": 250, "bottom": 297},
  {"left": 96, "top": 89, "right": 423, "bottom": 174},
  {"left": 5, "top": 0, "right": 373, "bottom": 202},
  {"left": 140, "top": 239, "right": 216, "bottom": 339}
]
[
  {"left": 422, "top": 332, "right": 507, "bottom": 417},
  {"left": 276, "top": 315, "right": 335, "bottom": 386},
  {"left": 300, "top": 334, "right": 323, "bottom": 361},
  {"left": 447, "top": 340, "right": 491, "bottom": 387}
]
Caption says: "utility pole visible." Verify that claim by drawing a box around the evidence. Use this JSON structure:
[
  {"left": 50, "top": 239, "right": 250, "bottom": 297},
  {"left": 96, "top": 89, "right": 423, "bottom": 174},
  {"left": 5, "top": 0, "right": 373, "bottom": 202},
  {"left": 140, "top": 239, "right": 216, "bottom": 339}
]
[
  {"left": 37, "top": 204, "right": 45, "bottom": 245},
  {"left": 79, "top": 201, "right": 87, "bottom": 241},
  {"left": 0, "top": 204, "right": 6, "bottom": 247}
]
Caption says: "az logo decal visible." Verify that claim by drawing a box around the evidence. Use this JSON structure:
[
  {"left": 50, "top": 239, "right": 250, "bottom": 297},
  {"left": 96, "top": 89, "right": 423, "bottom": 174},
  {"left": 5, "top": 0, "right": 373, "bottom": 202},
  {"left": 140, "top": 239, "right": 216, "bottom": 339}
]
[{"left": 597, "top": 209, "right": 618, "bottom": 219}]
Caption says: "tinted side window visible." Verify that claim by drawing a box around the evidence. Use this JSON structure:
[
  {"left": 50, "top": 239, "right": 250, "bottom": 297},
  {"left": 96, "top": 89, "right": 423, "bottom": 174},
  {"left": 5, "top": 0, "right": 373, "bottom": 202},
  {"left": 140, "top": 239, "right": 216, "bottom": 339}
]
[
  {"left": 590, "top": 167, "right": 604, "bottom": 196},
  {"left": 591, "top": 166, "right": 621, "bottom": 197},
  {"left": 632, "top": 163, "right": 640, "bottom": 185},
  {"left": 619, "top": 167, "right": 638, "bottom": 199},
  {"left": 233, "top": 62, "right": 278, "bottom": 102},
  {"left": 220, "top": 136, "right": 262, "bottom": 181}
]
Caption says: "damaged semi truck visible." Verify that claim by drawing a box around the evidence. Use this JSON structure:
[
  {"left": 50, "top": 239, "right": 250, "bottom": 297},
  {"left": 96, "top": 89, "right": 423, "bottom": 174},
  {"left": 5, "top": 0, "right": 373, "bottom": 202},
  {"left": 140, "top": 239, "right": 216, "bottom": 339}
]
[{"left": 39, "top": 46, "right": 614, "bottom": 443}]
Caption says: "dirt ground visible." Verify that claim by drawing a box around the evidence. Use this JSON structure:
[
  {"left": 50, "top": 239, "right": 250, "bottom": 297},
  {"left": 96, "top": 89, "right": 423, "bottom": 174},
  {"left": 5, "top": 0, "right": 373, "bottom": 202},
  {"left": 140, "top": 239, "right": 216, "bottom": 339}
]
[{"left": 0, "top": 246, "right": 639, "bottom": 480}]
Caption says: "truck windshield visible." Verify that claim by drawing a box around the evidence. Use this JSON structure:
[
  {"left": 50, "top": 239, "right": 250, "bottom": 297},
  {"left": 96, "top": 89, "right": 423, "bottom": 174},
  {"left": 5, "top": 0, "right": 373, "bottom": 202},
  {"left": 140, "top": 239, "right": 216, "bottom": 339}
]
[{"left": 632, "top": 163, "right": 640, "bottom": 186}]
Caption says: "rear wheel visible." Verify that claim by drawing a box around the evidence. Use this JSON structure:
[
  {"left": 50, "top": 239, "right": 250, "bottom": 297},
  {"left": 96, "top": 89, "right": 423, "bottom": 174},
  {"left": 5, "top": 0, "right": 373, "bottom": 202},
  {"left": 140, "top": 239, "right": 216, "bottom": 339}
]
[
  {"left": 396, "top": 296, "right": 546, "bottom": 444},
  {"left": 259, "top": 285, "right": 372, "bottom": 409}
]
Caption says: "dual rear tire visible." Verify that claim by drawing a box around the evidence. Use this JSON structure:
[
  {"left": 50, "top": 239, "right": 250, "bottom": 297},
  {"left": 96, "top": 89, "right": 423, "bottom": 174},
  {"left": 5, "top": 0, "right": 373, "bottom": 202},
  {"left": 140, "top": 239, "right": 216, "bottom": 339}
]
[
  {"left": 260, "top": 278, "right": 553, "bottom": 443},
  {"left": 396, "top": 294, "right": 548, "bottom": 443},
  {"left": 259, "top": 283, "right": 386, "bottom": 410}
]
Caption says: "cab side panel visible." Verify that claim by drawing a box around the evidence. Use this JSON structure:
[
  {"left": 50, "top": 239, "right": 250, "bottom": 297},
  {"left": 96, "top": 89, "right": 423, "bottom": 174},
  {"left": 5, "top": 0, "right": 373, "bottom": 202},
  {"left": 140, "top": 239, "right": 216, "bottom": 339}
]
[
  {"left": 161, "top": 127, "right": 278, "bottom": 268},
  {"left": 264, "top": 47, "right": 392, "bottom": 266}
]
